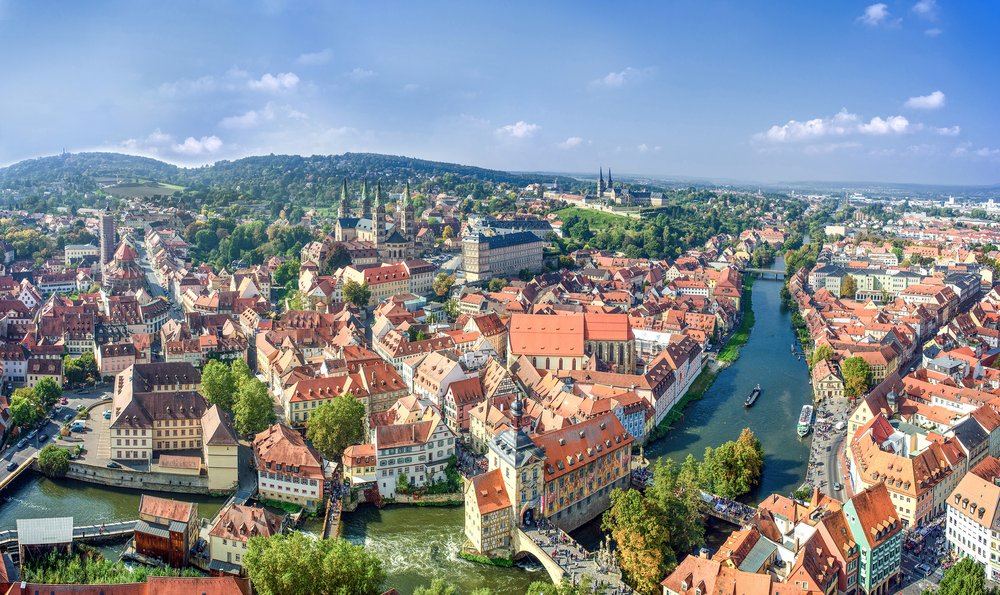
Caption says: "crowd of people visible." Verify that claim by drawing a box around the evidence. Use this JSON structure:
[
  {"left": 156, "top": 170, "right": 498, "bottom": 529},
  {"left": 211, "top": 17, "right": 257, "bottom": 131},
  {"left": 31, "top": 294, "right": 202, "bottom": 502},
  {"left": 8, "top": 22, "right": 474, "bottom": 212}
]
[{"left": 710, "top": 496, "right": 755, "bottom": 523}]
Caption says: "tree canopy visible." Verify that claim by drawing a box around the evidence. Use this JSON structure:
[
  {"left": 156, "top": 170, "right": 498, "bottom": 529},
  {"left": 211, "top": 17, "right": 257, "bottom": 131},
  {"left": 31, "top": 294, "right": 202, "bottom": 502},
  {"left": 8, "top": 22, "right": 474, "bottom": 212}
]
[
  {"left": 37, "top": 444, "right": 70, "bottom": 478},
  {"left": 243, "top": 531, "right": 386, "bottom": 595},
  {"left": 926, "top": 557, "right": 1000, "bottom": 595},
  {"left": 201, "top": 360, "right": 237, "bottom": 411},
  {"left": 307, "top": 393, "right": 366, "bottom": 459},
  {"left": 343, "top": 280, "right": 371, "bottom": 308},
  {"left": 841, "top": 356, "right": 873, "bottom": 398},
  {"left": 233, "top": 377, "right": 276, "bottom": 436}
]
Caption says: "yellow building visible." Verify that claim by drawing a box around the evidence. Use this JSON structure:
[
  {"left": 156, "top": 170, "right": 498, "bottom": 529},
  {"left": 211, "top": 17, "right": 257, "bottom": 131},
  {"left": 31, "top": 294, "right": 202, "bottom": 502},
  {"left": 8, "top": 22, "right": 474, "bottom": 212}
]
[
  {"left": 342, "top": 263, "right": 411, "bottom": 305},
  {"left": 208, "top": 503, "right": 283, "bottom": 576},
  {"left": 464, "top": 468, "right": 513, "bottom": 558},
  {"left": 203, "top": 405, "right": 239, "bottom": 493},
  {"left": 812, "top": 359, "right": 844, "bottom": 401},
  {"left": 343, "top": 443, "right": 376, "bottom": 486}
]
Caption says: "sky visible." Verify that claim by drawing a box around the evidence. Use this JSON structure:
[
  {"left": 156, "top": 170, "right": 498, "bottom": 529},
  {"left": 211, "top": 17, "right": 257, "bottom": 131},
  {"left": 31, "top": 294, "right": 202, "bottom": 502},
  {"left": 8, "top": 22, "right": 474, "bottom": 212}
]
[{"left": 0, "top": 0, "right": 998, "bottom": 185}]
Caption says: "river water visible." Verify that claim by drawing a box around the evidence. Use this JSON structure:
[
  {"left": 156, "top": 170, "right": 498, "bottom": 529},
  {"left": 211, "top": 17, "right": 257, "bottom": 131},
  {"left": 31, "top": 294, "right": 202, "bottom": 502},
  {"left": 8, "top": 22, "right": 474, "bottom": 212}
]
[{"left": 0, "top": 260, "right": 811, "bottom": 594}]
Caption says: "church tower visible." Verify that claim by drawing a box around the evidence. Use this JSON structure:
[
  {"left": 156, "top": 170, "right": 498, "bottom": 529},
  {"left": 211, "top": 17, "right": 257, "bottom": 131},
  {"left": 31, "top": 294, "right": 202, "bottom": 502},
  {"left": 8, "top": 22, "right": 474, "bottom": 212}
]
[
  {"left": 361, "top": 178, "right": 372, "bottom": 219},
  {"left": 337, "top": 178, "right": 350, "bottom": 219},
  {"left": 598, "top": 167, "right": 606, "bottom": 198},
  {"left": 373, "top": 181, "right": 386, "bottom": 248},
  {"left": 400, "top": 180, "right": 415, "bottom": 240},
  {"left": 608, "top": 168, "right": 617, "bottom": 201}
]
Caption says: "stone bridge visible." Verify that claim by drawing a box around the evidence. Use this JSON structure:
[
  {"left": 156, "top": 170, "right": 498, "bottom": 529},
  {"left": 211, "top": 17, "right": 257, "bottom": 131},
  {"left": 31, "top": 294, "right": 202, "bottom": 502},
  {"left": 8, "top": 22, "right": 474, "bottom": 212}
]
[
  {"left": 513, "top": 528, "right": 565, "bottom": 584},
  {"left": 513, "top": 527, "right": 625, "bottom": 591},
  {"left": 744, "top": 267, "right": 785, "bottom": 279}
]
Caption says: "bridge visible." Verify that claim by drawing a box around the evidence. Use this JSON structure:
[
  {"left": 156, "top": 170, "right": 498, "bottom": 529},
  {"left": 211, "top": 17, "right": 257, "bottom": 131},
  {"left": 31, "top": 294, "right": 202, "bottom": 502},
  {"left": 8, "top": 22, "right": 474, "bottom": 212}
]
[
  {"left": 0, "top": 454, "right": 37, "bottom": 494},
  {"left": 513, "top": 526, "right": 625, "bottom": 591},
  {"left": 698, "top": 491, "right": 756, "bottom": 526},
  {"left": 0, "top": 520, "right": 136, "bottom": 549},
  {"left": 321, "top": 496, "right": 342, "bottom": 539},
  {"left": 744, "top": 267, "right": 785, "bottom": 280}
]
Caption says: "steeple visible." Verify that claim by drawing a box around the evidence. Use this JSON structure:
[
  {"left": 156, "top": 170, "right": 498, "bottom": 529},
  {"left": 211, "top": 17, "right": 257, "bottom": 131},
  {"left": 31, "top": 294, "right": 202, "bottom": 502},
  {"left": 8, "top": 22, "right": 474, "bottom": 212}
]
[
  {"left": 337, "top": 178, "right": 350, "bottom": 219},
  {"left": 361, "top": 178, "right": 371, "bottom": 218},
  {"left": 400, "top": 180, "right": 414, "bottom": 240},
  {"left": 598, "top": 167, "right": 606, "bottom": 197},
  {"left": 607, "top": 168, "right": 613, "bottom": 189}
]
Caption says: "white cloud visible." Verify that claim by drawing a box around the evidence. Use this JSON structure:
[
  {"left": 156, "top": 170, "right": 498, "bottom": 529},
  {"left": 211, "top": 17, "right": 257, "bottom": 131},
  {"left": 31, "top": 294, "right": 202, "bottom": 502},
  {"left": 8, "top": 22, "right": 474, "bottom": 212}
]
[
  {"left": 912, "top": 0, "right": 937, "bottom": 19},
  {"left": 905, "top": 90, "right": 945, "bottom": 109},
  {"left": 803, "top": 142, "right": 862, "bottom": 155},
  {"left": 173, "top": 135, "right": 223, "bottom": 155},
  {"left": 637, "top": 144, "right": 649, "bottom": 153},
  {"left": 557, "top": 136, "right": 583, "bottom": 149},
  {"left": 756, "top": 108, "right": 859, "bottom": 143},
  {"left": 219, "top": 104, "right": 277, "bottom": 129},
  {"left": 120, "top": 129, "right": 223, "bottom": 159},
  {"left": 158, "top": 75, "right": 218, "bottom": 98},
  {"left": 977, "top": 147, "right": 1000, "bottom": 158},
  {"left": 858, "top": 115, "right": 910, "bottom": 135},
  {"left": 295, "top": 49, "right": 333, "bottom": 66},
  {"left": 590, "top": 66, "right": 653, "bottom": 88},
  {"left": 495, "top": 121, "right": 540, "bottom": 139},
  {"left": 347, "top": 68, "right": 377, "bottom": 82},
  {"left": 924, "top": 27, "right": 942, "bottom": 37},
  {"left": 934, "top": 126, "right": 960, "bottom": 136},
  {"left": 248, "top": 72, "right": 299, "bottom": 92},
  {"left": 858, "top": 3, "right": 890, "bottom": 26}
]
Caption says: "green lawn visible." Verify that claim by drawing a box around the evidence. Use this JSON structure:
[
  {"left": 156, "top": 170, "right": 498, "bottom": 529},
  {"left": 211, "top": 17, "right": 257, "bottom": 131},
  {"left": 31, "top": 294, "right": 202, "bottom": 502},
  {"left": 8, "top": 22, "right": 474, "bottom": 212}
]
[{"left": 553, "top": 206, "right": 629, "bottom": 225}]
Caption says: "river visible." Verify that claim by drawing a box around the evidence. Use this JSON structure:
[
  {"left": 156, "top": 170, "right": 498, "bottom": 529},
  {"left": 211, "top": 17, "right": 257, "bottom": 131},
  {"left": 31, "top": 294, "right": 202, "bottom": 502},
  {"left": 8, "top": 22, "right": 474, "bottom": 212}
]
[{"left": 0, "top": 260, "right": 811, "bottom": 594}]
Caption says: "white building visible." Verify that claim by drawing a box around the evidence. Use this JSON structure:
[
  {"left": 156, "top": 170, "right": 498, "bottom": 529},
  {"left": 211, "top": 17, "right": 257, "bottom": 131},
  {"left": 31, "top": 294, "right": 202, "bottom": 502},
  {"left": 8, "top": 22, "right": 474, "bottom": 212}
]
[
  {"left": 374, "top": 415, "right": 456, "bottom": 498},
  {"left": 946, "top": 457, "right": 1000, "bottom": 581}
]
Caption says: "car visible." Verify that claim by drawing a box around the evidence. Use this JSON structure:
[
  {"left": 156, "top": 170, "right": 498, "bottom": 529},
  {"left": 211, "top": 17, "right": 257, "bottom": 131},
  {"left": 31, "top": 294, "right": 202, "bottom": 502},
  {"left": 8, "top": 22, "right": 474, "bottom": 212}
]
[
  {"left": 915, "top": 564, "right": 932, "bottom": 576},
  {"left": 6, "top": 461, "right": 16, "bottom": 472},
  {"left": 16, "top": 439, "right": 27, "bottom": 449},
  {"left": 50, "top": 411, "right": 58, "bottom": 419},
  {"left": 38, "top": 433, "right": 48, "bottom": 443},
  {"left": 106, "top": 461, "right": 120, "bottom": 469},
  {"left": 63, "top": 413, "right": 73, "bottom": 421},
  {"left": 834, "top": 482, "right": 842, "bottom": 491},
  {"left": 26, "top": 430, "right": 37, "bottom": 440},
  {"left": 59, "top": 397, "right": 68, "bottom": 405},
  {"left": 103, "top": 410, "right": 112, "bottom": 419},
  {"left": 77, "top": 405, "right": 86, "bottom": 412}
]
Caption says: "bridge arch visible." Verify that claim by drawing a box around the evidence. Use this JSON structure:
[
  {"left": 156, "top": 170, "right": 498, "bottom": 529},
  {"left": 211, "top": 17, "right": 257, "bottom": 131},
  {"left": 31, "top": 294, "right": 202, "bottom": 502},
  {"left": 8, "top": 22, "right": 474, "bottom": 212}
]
[{"left": 512, "top": 528, "right": 565, "bottom": 585}]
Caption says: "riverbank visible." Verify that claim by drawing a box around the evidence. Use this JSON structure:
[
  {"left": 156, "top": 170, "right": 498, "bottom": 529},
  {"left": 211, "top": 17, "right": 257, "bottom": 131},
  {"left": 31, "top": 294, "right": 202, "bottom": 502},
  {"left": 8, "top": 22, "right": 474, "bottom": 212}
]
[{"left": 717, "top": 280, "right": 755, "bottom": 364}]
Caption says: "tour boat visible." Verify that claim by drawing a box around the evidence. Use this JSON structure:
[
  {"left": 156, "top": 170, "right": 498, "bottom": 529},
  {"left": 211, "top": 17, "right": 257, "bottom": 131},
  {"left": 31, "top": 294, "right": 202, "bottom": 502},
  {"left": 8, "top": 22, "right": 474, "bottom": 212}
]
[
  {"left": 744, "top": 384, "right": 761, "bottom": 407},
  {"left": 797, "top": 405, "right": 814, "bottom": 437}
]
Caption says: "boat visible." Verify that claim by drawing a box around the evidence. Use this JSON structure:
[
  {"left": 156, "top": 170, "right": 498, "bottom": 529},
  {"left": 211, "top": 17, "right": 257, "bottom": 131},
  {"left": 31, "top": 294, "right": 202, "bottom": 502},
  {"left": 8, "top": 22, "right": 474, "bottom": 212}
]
[
  {"left": 744, "top": 384, "right": 761, "bottom": 407},
  {"left": 797, "top": 405, "right": 814, "bottom": 437}
]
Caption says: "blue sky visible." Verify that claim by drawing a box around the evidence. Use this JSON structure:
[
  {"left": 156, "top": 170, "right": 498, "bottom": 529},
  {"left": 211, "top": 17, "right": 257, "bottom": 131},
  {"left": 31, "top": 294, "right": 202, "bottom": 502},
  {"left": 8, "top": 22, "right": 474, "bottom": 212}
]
[{"left": 0, "top": 0, "right": 997, "bottom": 185}]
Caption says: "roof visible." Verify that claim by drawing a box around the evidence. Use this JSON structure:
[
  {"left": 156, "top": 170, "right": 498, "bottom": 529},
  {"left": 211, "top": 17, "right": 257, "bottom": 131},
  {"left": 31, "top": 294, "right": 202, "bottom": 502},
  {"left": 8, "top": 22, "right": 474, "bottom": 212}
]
[
  {"left": 139, "top": 495, "right": 194, "bottom": 523},
  {"left": 202, "top": 405, "right": 239, "bottom": 446},
  {"left": 253, "top": 424, "right": 323, "bottom": 479},
  {"left": 3, "top": 576, "right": 250, "bottom": 595},
  {"left": 470, "top": 468, "right": 512, "bottom": 515},
  {"left": 17, "top": 517, "right": 73, "bottom": 545},
  {"left": 209, "top": 504, "right": 282, "bottom": 543},
  {"left": 509, "top": 313, "right": 584, "bottom": 357},
  {"left": 533, "top": 414, "right": 632, "bottom": 481},
  {"left": 845, "top": 483, "right": 900, "bottom": 549}
]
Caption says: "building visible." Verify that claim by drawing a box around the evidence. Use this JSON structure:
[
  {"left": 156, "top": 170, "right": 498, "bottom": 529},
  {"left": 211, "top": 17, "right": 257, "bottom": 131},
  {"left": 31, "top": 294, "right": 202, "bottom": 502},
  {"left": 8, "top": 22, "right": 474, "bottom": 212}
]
[
  {"left": 461, "top": 231, "right": 545, "bottom": 283},
  {"left": 253, "top": 424, "right": 325, "bottom": 511},
  {"left": 843, "top": 483, "right": 902, "bottom": 595},
  {"left": 208, "top": 503, "right": 283, "bottom": 576},
  {"left": 945, "top": 456, "right": 1000, "bottom": 581},
  {"left": 333, "top": 180, "right": 416, "bottom": 261},
  {"left": 64, "top": 243, "right": 99, "bottom": 263},
  {"left": 463, "top": 468, "right": 513, "bottom": 559},
  {"left": 134, "top": 495, "right": 199, "bottom": 567},
  {"left": 99, "top": 207, "right": 116, "bottom": 267},
  {"left": 507, "top": 312, "right": 636, "bottom": 374},
  {"left": 374, "top": 415, "right": 456, "bottom": 498},
  {"left": 16, "top": 517, "right": 73, "bottom": 564},
  {"left": 812, "top": 359, "right": 844, "bottom": 401},
  {"left": 4, "top": 576, "right": 250, "bottom": 595},
  {"left": 97, "top": 342, "right": 138, "bottom": 379},
  {"left": 25, "top": 358, "right": 62, "bottom": 389},
  {"left": 343, "top": 443, "right": 377, "bottom": 486}
]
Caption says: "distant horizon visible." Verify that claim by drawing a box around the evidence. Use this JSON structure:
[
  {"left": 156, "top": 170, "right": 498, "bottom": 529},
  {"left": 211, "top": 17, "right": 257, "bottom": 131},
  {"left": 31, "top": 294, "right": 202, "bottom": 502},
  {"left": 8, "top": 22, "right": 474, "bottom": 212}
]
[
  {"left": 0, "top": 2, "right": 997, "bottom": 186},
  {"left": 4, "top": 149, "right": 998, "bottom": 193}
]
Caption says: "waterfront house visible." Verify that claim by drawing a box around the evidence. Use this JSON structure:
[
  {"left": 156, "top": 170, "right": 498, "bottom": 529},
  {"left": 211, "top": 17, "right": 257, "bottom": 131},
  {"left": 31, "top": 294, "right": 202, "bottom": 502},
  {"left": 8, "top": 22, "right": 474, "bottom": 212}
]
[
  {"left": 374, "top": 413, "right": 456, "bottom": 498},
  {"left": 343, "top": 443, "right": 377, "bottom": 486},
  {"left": 843, "top": 483, "right": 902, "bottom": 595},
  {"left": 253, "top": 423, "right": 325, "bottom": 512},
  {"left": 208, "top": 503, "right": 283, "bottom": 576},
  {"left": 463, "top": 468, "right": 513, "bottom": 559},
  {"left": 811, "top": 359, "right": 844, "bottom": 401},
  {"left": 135, "top": 495, "right": 199, "bottom": 567}
]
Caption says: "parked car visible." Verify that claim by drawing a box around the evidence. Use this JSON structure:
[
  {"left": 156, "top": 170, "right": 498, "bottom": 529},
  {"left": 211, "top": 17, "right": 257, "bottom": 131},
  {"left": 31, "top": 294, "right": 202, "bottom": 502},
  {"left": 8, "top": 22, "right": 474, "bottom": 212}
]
[
  {"left": 834, "top": 482, "right": 842, "bottom": 491},
  {"left": 6, "top": 461, "right": 16, "bottom": 472},
  {"left": 106, "top": 461, "right": 121, "bottom": 469},
  {"left": 16, "top": 439, "right": 27, "bottom": 449},
  {"left": 38, "top": 434, "right": 48, "bottom": 443},
  {"left": 916, "top": 564, "right": 932, "bottom": 576},
  {"left": 59, "top": 397, "right": 68, "bottom": 405},
  {"left": 26, "top": 430, "right": 37, "bottom": 440},
  {"left": 63, "top": 413, "right": 73, "bottom": 422},
  {"left": 103, "top": 410, "right": 112, "bottom": 419}
]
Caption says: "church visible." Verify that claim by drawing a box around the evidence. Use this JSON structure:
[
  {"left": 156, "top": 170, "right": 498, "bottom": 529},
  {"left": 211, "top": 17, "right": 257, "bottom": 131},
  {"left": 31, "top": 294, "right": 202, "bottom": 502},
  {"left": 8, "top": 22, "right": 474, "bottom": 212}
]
[{"left": 334, "top": 179, "right": 416, "bottom": 261}]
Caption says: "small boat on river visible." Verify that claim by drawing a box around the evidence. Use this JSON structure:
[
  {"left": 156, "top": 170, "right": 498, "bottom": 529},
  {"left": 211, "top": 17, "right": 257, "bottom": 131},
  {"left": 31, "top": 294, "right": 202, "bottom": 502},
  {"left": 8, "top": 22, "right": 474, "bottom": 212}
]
[
  {"left": 744, "top": 384, "right": 761, "bottom": 407},
  {"left": 797, "top": 405, "right": 814, "bottom": 437}
]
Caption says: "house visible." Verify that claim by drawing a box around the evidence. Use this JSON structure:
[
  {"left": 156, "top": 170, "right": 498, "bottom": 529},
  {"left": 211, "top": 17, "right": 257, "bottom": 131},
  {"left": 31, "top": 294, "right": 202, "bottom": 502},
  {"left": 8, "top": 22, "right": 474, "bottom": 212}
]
[
  {"left": 441, "top": 376, "right": 485, "bottom": 434},
  {"left": 374, "top": 414, "right": 456, "bottom": 498},
  {"left": 843, "top": 483, "right": 902, "bottom": 595},
  {"left": 134, "top": 495, "right": 199, "bottom": 567},
  {"left": 208, "top": 504, "right": 283, "bottom": 576},
  {"left": 253, "top": 424, "right": 325, "bottom": 511},
  {"left": 945, "top": 456, "right": 1000, "bottom": 581},
  {"left": 25, "top": 358, "right": 62, "bottom": 389},
  {"left": 343, "top": 443, "right": 377, "bottom": 486},
  {"left": 812, "top": 359, "right": 844, "bottom": 401},
  {"left": 97, "top": 342, "right": 138, "bottom": 379},
  {"left": 463, "top": 468, "right": 512, "bottom": 559}
]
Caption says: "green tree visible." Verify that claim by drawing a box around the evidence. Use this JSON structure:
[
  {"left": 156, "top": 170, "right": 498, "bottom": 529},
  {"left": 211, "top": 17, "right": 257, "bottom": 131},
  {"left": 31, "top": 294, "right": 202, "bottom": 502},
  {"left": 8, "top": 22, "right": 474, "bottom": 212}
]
[
  {"left": 231, "top": 358, "right": 253, "bottom": 386},
  {"left": 602, "top": 488, "right": 673, "bottom": 594},
  {"left": 306, "top": 394, "right": 366, "bottom": 459},
  {"left": 526, "top": 581, "right": 591, "bottom": 595},
  {"left": 808, "top": 344, "right": 834, "bottom": 367},
  {"left": 243, "top": 531, "right": 386, "bottom": 595},
  {"left": 442, "top": 298, "right": 460, "bottom": 320},
  {"left": 926, "top": 557, "right": 1000, "bottom": 595},
  {"left": 700, "top": 428, "right": 764, "bottom": 498},
  {"left": 841, "top": 356, "right": 873, "bottom": 399},
  {"left": 201, "top": 360, "right": 236, "bottom": 410},
  {"left": 10, "top": 389, "right": 41, "bottom": 428},
  {"left": 644, "top": 458, "right": 705, "bottom": 559},
  {"left": 441, "top": 225, "right": 454, "bottom": 240},
  {"left": 487, "top": 277, "right": 507, "bottom": 292},
  {"left": 432, "top": 273, "right": 456, "bottom": 297},
  {"left": 63, "top": 355, "right": 84, "bottom": 385},
  {"left": 77, "top": 351, "right": 99, "bottom": 380},
  {"left": 233, "top": 378, "right": 276, "bottom": 436},
  {"left": 34, "top": 377, "right": 62, "bottom": 409},
  {"left": 37, "top": 444, "right": 70, "bottom": 478},
  {"left": 840, "top": 274, "right": 857, "bottom": 298},
  {"left": 343, "top": 280, "right": 372, "bottom": 308},
  {"left": 273, "top": 259, "right": 300, "bottom": 287},
  {"left": 320, "top": 243, "right": 351, "bottom": 274}
]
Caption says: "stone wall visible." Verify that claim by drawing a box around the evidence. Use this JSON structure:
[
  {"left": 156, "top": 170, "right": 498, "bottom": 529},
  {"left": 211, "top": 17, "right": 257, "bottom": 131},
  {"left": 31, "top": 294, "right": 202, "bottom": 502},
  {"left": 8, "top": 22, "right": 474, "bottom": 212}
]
[
  {"left": 62, "top": 461, "right": 210, "bottom": 494},
  {"left": 553, "top": 474, "right": 630, "bottom": 533},
  {"left": 391, "top": 492, "right": 463, "bottom": 505}
]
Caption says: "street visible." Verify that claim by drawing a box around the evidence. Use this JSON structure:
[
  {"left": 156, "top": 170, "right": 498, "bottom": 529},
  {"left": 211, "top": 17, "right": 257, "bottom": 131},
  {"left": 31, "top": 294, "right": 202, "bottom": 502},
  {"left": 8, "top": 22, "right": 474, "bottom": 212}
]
[{"left": 805, "top": 396, "right": 851, "bottom": 499}]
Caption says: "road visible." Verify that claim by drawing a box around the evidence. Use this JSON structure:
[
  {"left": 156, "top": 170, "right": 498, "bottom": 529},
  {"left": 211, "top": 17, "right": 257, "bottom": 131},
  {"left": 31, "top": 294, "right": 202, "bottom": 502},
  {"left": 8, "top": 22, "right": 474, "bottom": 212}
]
[{"left": 0, "top": 387, "right": 111, "bottom": 488}]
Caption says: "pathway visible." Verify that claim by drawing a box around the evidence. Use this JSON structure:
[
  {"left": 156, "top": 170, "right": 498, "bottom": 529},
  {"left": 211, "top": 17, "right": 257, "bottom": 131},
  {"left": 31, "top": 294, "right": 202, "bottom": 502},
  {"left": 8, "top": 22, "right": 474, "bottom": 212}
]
[{"left": 518, "top": 523, "right": 626, "bottom": 592}]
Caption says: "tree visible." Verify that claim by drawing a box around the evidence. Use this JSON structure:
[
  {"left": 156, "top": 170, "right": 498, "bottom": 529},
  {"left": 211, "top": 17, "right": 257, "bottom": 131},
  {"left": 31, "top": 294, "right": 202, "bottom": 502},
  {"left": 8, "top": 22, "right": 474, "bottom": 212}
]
[
  {"left": 840, "top": 274, "right": 857, "bottom": 298},
  {"left": 699, "top": 428, "right": 764, "bottom": 499},
  {"left": 487, "top": 278, "right": 507, "bottom": 292},
  {"left": 602, "top": 488, "right": 673, "bottom": 594},
  {"left": 927, "top": 557, "right": 1000, "bottom": 595},
  {"left": 244, "top": 531, "right": 386, "bottom": 595},
  {"left": 9, "top": 389, "right": 41, "bottom": 428},
  {"left": 34, "top": 378, "right": 62, "bottom": 409},
  {"left": 526, "top": 581, "right": 590, "bottom": 595},
  {"left": 841, "top": 356, "right": 873, "bottom": 399},
  {"left": 77, "top": 352, "right": 99, "bottom": 380},
  {"left": 320, "top": 243, "right": 351, "bottom": 274},
  {"left": 63, "top": 355, "right": 84, "bottom": 385},
  {"left": 201, "top": 360, "right": 236, "bottom": 410},
  {"left": 808, "top": 344, "right": 834, "bottom": 368},
  {"left": 343, "top": 280, "right": 372, "bottom": 308},
  {"left": 644, "top": 459, "right": 705, "bottom": 559},
  {"left": 37, "top": 444, "right": 70, "bottom": 478},
  {"left": 231, "top": 358, "right": 253, "bottom": 386},
  {"left": 441, "top": 225, "right": 454, "bottom": 240},
  {"left": 306, "top": 394, "right": 365, "bottom": 459},
  {"left": 442, "top": 299, "right": 460, "bottom": 320},
  {"left": 273, "top": 259, "right": 300, "bottom": 287},
  {"left": 233, "top": 378, "right": 276, "bottom": 436},
  {"left": 518, "top": 268, "right": 532, "bottom": 282},
  {"left": 432, "top": 273, "right": 455, "bottom": 297}
]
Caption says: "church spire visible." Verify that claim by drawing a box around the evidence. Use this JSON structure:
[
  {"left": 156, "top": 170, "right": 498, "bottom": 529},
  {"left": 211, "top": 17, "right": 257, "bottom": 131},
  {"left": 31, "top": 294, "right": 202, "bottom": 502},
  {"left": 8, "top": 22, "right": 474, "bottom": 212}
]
[
  {"left": 402, "top": 180, "right": 411, "bottom": 207},
  {"left": 361, "top": 178, "right": 371, "bottom": 218},
  {"left": 338, "top": 178, "right": 350, "bottom": 218}
]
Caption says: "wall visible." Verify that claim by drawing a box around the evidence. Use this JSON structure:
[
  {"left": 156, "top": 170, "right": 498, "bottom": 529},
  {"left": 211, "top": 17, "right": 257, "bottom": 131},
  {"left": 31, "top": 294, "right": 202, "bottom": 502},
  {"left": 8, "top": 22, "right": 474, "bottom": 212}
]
[
  {"left": 64, "top": 461, "right": 210, "bottom": 494},
  {"left": 392, "top": 492, "right": 463, "bottom": 505}
]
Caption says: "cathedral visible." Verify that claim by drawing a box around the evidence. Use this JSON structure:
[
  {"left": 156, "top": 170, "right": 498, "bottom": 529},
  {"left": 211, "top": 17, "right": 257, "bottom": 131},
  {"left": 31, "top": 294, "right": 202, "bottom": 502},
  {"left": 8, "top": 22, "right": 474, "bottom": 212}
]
[{"left": 333, "top": 179, "right": 416, "bottom": 261}]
